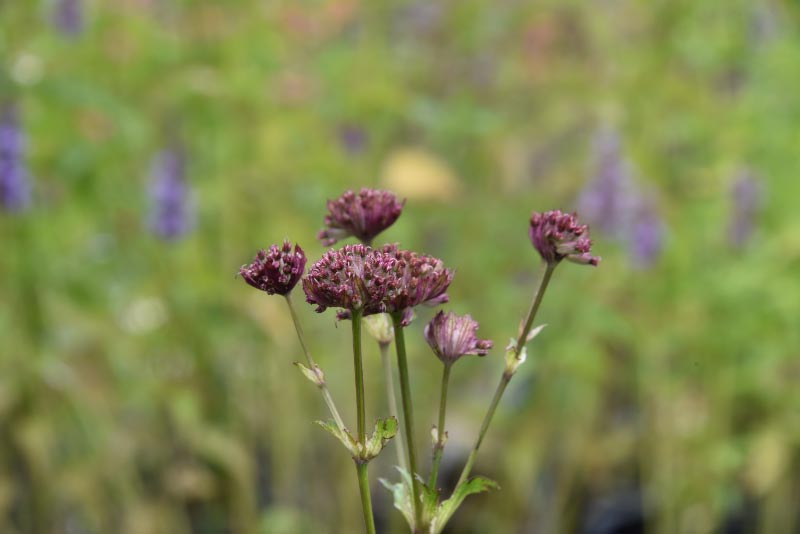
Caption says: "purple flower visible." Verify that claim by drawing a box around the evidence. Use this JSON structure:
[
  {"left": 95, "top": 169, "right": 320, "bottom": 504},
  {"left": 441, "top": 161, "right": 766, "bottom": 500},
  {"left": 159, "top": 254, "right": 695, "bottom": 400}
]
[
  {"left": 303, "top": 244, "right": 399, "bottom": 316},
  {"left": 728, "top": 170, "right": 763, "bottom": 249},
  {"left": 318, "top": 188, "right": 405, "bottom": 246},
  {"left": 147, "top": 148, "right": 194, "bottom": 240},
  {"left": 380, "top": 244, "right": 454, "bottom": 322},
  {"left": 627, "top": 195, "right": 665, "bottom": 269},
  {"left": 0, "top": 104, "right": 31, "bottom": 212},
  {"left": 52, "top": 0, "right": 84, "bottom": 37},
  {"left": 424, "top": 311, "right": 493, "bottom": 364},
  {"left": 578, "top": 127, "right": 637, "bottom": 237},
  {"left": 240, "top": 241, "right": 307, "bottom": 296},
  {"left": 529, "top": 210, "right": 600, "bottom": 267},
  {"left": 337, "top": 124, "right": 368, "bottom": 156}
]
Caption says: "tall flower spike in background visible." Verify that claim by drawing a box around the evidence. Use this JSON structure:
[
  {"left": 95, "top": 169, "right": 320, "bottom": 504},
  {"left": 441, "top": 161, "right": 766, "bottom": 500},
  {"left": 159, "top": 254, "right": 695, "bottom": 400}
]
[
  {"left": 728, "top": 169, "right": 763, "bottom": 249},
  {"left": 627, "top": 193, "right": 664, "bottom": 269},
  {"left": 147, "top": 146, "right": 194, "bottom": 240},
  {"left": 318, "top": 188, "right": 405, "bottom": 246},
  {"left": 0, "top": 103, "right": 31, "bottom": 212},
  {"left": 52, "top": 0, "right": 84, "bottom": 37},
  {"left": 529, "top": 210, "right": 600, "bottom": 266},
  {"left": 239, "top": 241, "right": 306, "bottom": 296}
]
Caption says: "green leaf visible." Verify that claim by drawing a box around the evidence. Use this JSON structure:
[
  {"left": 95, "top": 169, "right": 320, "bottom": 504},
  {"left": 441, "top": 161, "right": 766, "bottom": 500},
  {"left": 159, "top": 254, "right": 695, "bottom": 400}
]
[
  {"left": 430, "top": 476, "right": 499, "bottom": 534},
  {"left": 293, "top": 361, "right": 325, "bottom": 386},
  {"left": 314, "top": 419, "right": 357, "bottom": 456},
  {"left": 361, "top": 416, "right": 398, "bottom": 461},
  {"left": 379, "top": 467, "right": 414, "bottom": 529}
]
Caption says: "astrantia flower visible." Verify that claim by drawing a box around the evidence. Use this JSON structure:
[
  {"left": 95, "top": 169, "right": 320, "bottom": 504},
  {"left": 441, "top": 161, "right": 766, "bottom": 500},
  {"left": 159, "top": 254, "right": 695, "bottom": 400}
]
[
  {"left": 303, "top": 244, "right": 398, "bottom": 316},
  {"left": 240, "top": 241, "right": 307, "bottom": 296},
  {"left": 380, "top": 244, "right": 453, "bottom": 321},
  {"left": 529, "top": 210, "right": 600, "bottom": 266},
  {"left": 425, "top": 311, "right": 493, "bottom": 364},
  {"left": 0, "top": 104, "right": 31, "bottom": 212},
  {"left": 318, "top": 188, "right": 405, "bottom": 246}
]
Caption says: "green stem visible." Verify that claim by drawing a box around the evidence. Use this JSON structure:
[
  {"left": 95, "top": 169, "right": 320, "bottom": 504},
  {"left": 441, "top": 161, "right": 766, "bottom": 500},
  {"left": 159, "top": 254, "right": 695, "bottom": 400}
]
[
  {"left": 392, "top": 312, "right": 422, "bottom": 529},
  {"left": 356, "top": 462, "right": 377, "bottom": 534},
  {"left": 380, "top": 340, "right": 408, "bottom": 472},
  {"left": 455, "top": 262, "right": 556, "bottom": 488},
  {"left": 429, "top": 363, "right": 452, "bottom": 489},
  {"left": 284, "top": 295, "right": 347, "bottom": 433},
  {"left": 352, "top": 309, "right": 366, "bottom": 443}
]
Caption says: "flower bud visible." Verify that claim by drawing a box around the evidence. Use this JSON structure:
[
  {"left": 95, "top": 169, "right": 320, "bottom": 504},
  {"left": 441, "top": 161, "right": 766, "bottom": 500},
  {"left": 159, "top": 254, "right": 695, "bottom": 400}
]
[{"left": 424, "top": 310, "right": 493, "bottom": 365}]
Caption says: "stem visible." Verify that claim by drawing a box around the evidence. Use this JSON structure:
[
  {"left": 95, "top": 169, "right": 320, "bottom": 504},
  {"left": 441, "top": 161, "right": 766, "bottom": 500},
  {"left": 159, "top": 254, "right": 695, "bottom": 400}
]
[
  {"left": 284, "top": 295, "right": 347, "bottom": 433},
  {"left": 356, "top": 462, "right": 377, "bottom": 534},
  {"left": 352, "top": 309, "right": 366, "bottom": 443},
  {"left": 429, "top": 363, "right": 452, "bottom": 489},
  {"left": 455, "top": 262, "right": 556, "bottom": 488},
  {"left": 392, "top": 312, "right": 422, "bottom": 529},
  {"left": 380, "top": 341, "right": 408, "bottom": 471}
]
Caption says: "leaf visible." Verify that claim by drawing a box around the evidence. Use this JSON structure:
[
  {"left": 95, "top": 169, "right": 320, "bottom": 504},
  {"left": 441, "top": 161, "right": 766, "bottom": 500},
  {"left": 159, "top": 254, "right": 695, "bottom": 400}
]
[
  {"left": 361, "top": 416, "right": 398, "bottom": 461},
  {"left": 430, "top": 476, "right": 500, "bottom": 534},
  {"left": 379, "top": 467, "right": 415, "bottom": 528},
  {"left": 293, "top": 361, "right": 324, "bottom": 386},
  {"left": 314, "top": 419, "right": 357, "bottom": 456}
]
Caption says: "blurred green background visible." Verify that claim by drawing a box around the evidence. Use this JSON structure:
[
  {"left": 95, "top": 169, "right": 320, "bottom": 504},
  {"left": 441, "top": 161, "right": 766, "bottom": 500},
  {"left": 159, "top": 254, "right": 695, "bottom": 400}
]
[{"left": 2, "top": 1, "right": 800, "bottom": 533}]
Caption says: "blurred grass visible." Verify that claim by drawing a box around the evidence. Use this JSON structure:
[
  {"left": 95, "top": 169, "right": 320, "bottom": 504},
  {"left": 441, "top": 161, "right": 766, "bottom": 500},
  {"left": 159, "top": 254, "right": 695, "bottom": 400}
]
[{"left": 2, "top": 0, "right": 800, "bottom": 532}]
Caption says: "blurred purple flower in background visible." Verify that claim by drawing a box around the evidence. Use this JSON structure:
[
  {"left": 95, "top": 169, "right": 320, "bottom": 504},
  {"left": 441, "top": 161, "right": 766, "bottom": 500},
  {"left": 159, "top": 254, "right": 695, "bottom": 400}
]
[
  {"left": 578, "top": 127, "right": 666, "bottom": 269},
  {"left": 337, "top": 124, "right": 368, "bottom": 156},
  {"left": 728, "top": 170, "right": 763, "bottom": 249},
  {"left": 52, "top": 0, "right": 84, "bottom": 37},
  {"left": 578, "top": 127, "right": 636, "bottom": 237},
  {"left": 626, "top": 193, "right": 665, "bottom": 269},
  {"left": 0, "top": 104, "right": 32, "bottom": 212},
  {"left": 147, "top": 147, "right": 194, "bottom": 240}
]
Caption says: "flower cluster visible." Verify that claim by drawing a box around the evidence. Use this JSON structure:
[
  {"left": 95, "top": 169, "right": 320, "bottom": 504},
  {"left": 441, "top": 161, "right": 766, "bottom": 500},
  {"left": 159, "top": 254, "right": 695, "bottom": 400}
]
[
  {"left": 425, "top": 311, "right": 493, "bottom": 364},
  {"left": 0, "top": 104, "right": 31, "bottom": 212},
  {"left": 318, "top": 188, "right": 405, "bottom": 246},
  {"left": 303, "top": 244, "right": 400, "bottom": 315},
  {"left": 381, "top": 244, "right": 453, "bottom": 314},
  {"left": 240, "top": 241, "right": 307, "bottom": 296},
  {"left": 529, "top": 210, "right": 600, "bottom": 266}
]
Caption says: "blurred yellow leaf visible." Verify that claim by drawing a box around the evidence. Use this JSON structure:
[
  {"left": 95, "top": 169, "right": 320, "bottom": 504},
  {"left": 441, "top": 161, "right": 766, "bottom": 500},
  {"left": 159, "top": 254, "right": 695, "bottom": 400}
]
[{"left": 380, "top": 148, "right": 460, "bottom": 201}]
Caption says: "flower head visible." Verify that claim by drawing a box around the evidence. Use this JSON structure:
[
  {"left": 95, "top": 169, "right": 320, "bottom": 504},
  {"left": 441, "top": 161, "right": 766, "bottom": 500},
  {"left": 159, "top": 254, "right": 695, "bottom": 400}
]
[
  {"left": 380, "top": 244, "right": 453, "bottom": 322},
  {"left": 303, "top": 244, "right": 398, "bottom": 316},
  {"left": 0, "top": 104, "right": 31, "bottom": 212},
  {"left": 318, "top": 188, "right": 405, "bottom": 246},
  {"left": 425, "top": 311, "right": 493, "bottom": 364},
  {"left": 240, "top": 241, "right": 307, "bottom": 296},
  {"left": 529, "top": 210, "right": 600, "bottom": 266},
  {"left": 147, "top": 147, "right": 194, "bottom": 240}
]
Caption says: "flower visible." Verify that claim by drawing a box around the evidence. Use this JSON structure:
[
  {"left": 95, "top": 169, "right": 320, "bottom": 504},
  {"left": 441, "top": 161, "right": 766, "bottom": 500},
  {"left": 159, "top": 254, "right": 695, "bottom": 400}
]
[
  {"left": 728, "top": 169, "right": 762, "bottom": 249},
  {"left": 529, "top": 210, "right": 600, "bottom": 266},
  {"left": 578, "top": 127, "right": 637, "bottom": 237},
  {"left": 380, "top": 244, "right": 453, "bottom": 322},
  {"left": 52, "top": 0, "right": 84, "bottom": 37},
  {"left": 318, "top": 188, "right": 405, "bottom": 246},
  {"left": 627, "top": 193, "right": 665, "bottom": 269},
  {"left": 240, "top": 241, "right": 307, "bottom": 296},
  {"left": 425, "top": 311, "right": 493, "bottom": 364},
  {"left": 147, "top": 147, "right": 194, "bottom": 240},
  {"left": 303, "top": 244, "right": 398, "bottom": 315},
  {"left": 0, "top": 104, "right": 31, "bottom": 212}
]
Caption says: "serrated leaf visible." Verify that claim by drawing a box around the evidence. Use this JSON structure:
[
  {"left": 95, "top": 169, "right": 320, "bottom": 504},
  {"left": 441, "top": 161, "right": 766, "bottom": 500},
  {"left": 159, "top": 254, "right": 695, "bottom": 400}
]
[
  {"left": 361, "top": 416, "right": 398, "bottom": 461},
  {"left": 430, "top": 476, "right": 499, "bottom": 534},
  {"left": 314, "top": 419, "right": 357, "bottom": 456}
]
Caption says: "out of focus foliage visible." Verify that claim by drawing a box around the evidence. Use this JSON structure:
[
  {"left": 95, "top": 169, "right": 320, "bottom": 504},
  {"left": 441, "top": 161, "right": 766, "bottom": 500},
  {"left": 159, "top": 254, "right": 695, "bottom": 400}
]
[{"left": 1, "top": 1, "right": 799, "bottom": 533}]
